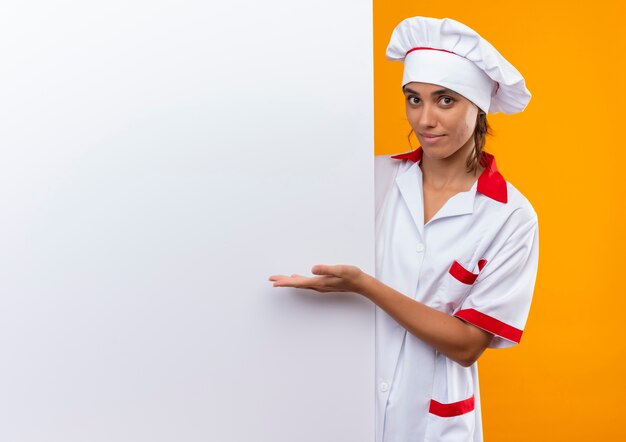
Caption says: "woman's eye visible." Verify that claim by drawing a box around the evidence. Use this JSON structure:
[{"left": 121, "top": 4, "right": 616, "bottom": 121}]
[
  {"left": 407, "top": 96, "right": 420, "bottom": 105},
  {"left": 439, "top": 96, "right": 454, "bottom": 106}
]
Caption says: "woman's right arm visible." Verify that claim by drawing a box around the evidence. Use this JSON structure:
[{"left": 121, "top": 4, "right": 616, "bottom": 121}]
[{"left": 358, "top": 274, "right": 494, "bottom": 367}]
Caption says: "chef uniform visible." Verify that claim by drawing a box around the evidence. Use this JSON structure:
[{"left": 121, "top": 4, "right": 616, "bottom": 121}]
[{"left": 374, "top": 17, "right": 539, "bottom": 442}]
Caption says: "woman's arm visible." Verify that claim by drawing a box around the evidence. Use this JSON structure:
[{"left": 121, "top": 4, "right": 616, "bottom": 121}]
[
  {"left": 358, "top": 272, "right": 493, "bottom": 367},
  {"left": 269, "top": 265, "right": 493, "bottom": 367}
]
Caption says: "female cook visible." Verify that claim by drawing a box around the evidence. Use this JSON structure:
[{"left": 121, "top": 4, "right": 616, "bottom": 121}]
[{"left": 268, "top": 16, "right": 539, "bottom": 442}]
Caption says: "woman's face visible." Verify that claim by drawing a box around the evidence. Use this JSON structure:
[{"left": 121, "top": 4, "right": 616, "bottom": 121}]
[{"left": 403, "top": 82, "right": 479, "bottom": 161}]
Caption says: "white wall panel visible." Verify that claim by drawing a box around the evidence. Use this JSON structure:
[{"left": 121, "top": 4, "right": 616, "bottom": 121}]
[{"left": 0, "top": 1, "right": 374, "bottom": 441}]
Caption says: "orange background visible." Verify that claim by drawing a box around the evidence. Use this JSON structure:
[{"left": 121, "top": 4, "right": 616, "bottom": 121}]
[{"left": 374, "top": 2, "right": 626, "bottom": 440}]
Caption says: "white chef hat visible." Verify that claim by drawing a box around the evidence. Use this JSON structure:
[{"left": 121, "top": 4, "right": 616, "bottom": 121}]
[{"left": 386, "top": 16, "right": 531, "bottom": 114}]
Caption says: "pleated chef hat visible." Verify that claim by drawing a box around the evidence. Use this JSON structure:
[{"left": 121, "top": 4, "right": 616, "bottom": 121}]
[{"left": 386, "top": 16, "right": 531, "bottom": 114}]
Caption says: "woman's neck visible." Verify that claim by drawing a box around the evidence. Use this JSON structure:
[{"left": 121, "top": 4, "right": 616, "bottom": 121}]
[{"left": 419, "top": 143, "right": 484, "bottom": 192}]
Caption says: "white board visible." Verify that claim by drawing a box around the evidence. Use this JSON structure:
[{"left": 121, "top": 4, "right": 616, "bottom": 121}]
[{"left": 0, "top": 2, "right": 374, "bottom": 441}]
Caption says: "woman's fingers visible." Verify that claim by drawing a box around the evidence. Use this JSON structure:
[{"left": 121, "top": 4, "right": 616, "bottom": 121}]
[
  {"left": 311, "top": 265, "right": 332, "bottom": 276},
  {"left": 269, "top": 274, "right": 314, "bottom": 287},
  {"left": 269, "top": 265, "right": 364, "bottom": 293},
  {"left": 268, "top": 274, "right": 305, "bottom": 281},
  {"left": 269, "top": 273, "right": 334, "bottom": 290},
  {"left": 312, "top": 264, "right": 362, "bottom": 281},
  {"left": 312, "top": 264, "right": 349, "bottom": 278},
  {"left": 268, "top": 275, "right": 288, "bottom": 282}
]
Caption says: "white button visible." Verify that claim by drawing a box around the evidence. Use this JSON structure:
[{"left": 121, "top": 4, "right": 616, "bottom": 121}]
[
  {"left": 379, "top": 382, "right": 389, "bottom": 392},
  {"left": 416, "top": 243, "right": 425, "bottom": 253}
]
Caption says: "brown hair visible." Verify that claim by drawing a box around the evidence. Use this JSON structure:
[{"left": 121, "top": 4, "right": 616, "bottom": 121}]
[
  {"left": 467, "top": 112, "right": 491, "bottom": 173},
  {"left": 407, "top": 112, "right": 492, "bottom": 174}
]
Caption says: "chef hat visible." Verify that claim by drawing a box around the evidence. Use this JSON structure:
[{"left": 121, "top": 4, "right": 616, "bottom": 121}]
[{"left": 386, "top": 16, "right": 531, "bottom": 114}]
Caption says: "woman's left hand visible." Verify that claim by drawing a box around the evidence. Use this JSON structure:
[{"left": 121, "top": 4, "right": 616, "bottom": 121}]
[{"left": 268, "top": 265, "right": 369, "bottom": 294}]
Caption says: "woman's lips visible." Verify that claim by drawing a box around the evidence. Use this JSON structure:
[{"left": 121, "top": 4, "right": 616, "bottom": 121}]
[{"left": 420, "top": 134, "right": 445, "bottom": 143}]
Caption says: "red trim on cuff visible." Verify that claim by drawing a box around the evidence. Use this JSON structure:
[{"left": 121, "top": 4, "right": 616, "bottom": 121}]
[
  {"left": 455, "top": 308, "right": 523, "bottom": 343},
  {"left": 429, "top": 395, "right": 475, "bottom": 417}
]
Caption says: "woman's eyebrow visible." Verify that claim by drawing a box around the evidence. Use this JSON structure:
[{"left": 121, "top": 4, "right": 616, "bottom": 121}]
[{"left": 403, "top": 87, "right": 457, "bottom": 97}]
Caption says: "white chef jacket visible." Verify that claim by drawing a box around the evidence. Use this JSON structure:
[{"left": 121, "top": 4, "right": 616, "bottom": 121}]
[{"left": 374, "top": 147, "right": 539, "bottom": 442}]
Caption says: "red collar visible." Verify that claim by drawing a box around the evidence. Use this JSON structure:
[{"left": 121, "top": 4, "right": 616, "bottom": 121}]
[{"left": 390, "top": 147, "right": 508, "bottom": 203}]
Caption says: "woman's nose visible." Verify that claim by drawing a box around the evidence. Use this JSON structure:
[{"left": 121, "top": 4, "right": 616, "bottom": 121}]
[{"left": 417, "top": 104, "right": 437, "bottom": 128}]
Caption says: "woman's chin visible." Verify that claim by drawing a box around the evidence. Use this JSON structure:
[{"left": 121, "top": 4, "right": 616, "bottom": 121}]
[{"left": 421, "top": 145, "right": 456, "bottom": 161}]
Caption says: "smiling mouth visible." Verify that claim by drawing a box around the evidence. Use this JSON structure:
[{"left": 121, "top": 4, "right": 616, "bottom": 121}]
[{"left": 420, "top": 134, "right": 445, "bottom": 142}]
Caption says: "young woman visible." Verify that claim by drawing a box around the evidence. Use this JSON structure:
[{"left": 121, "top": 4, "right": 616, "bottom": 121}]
[{"left": 269, "top": 16, "right": 539, "bottom": 442}]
